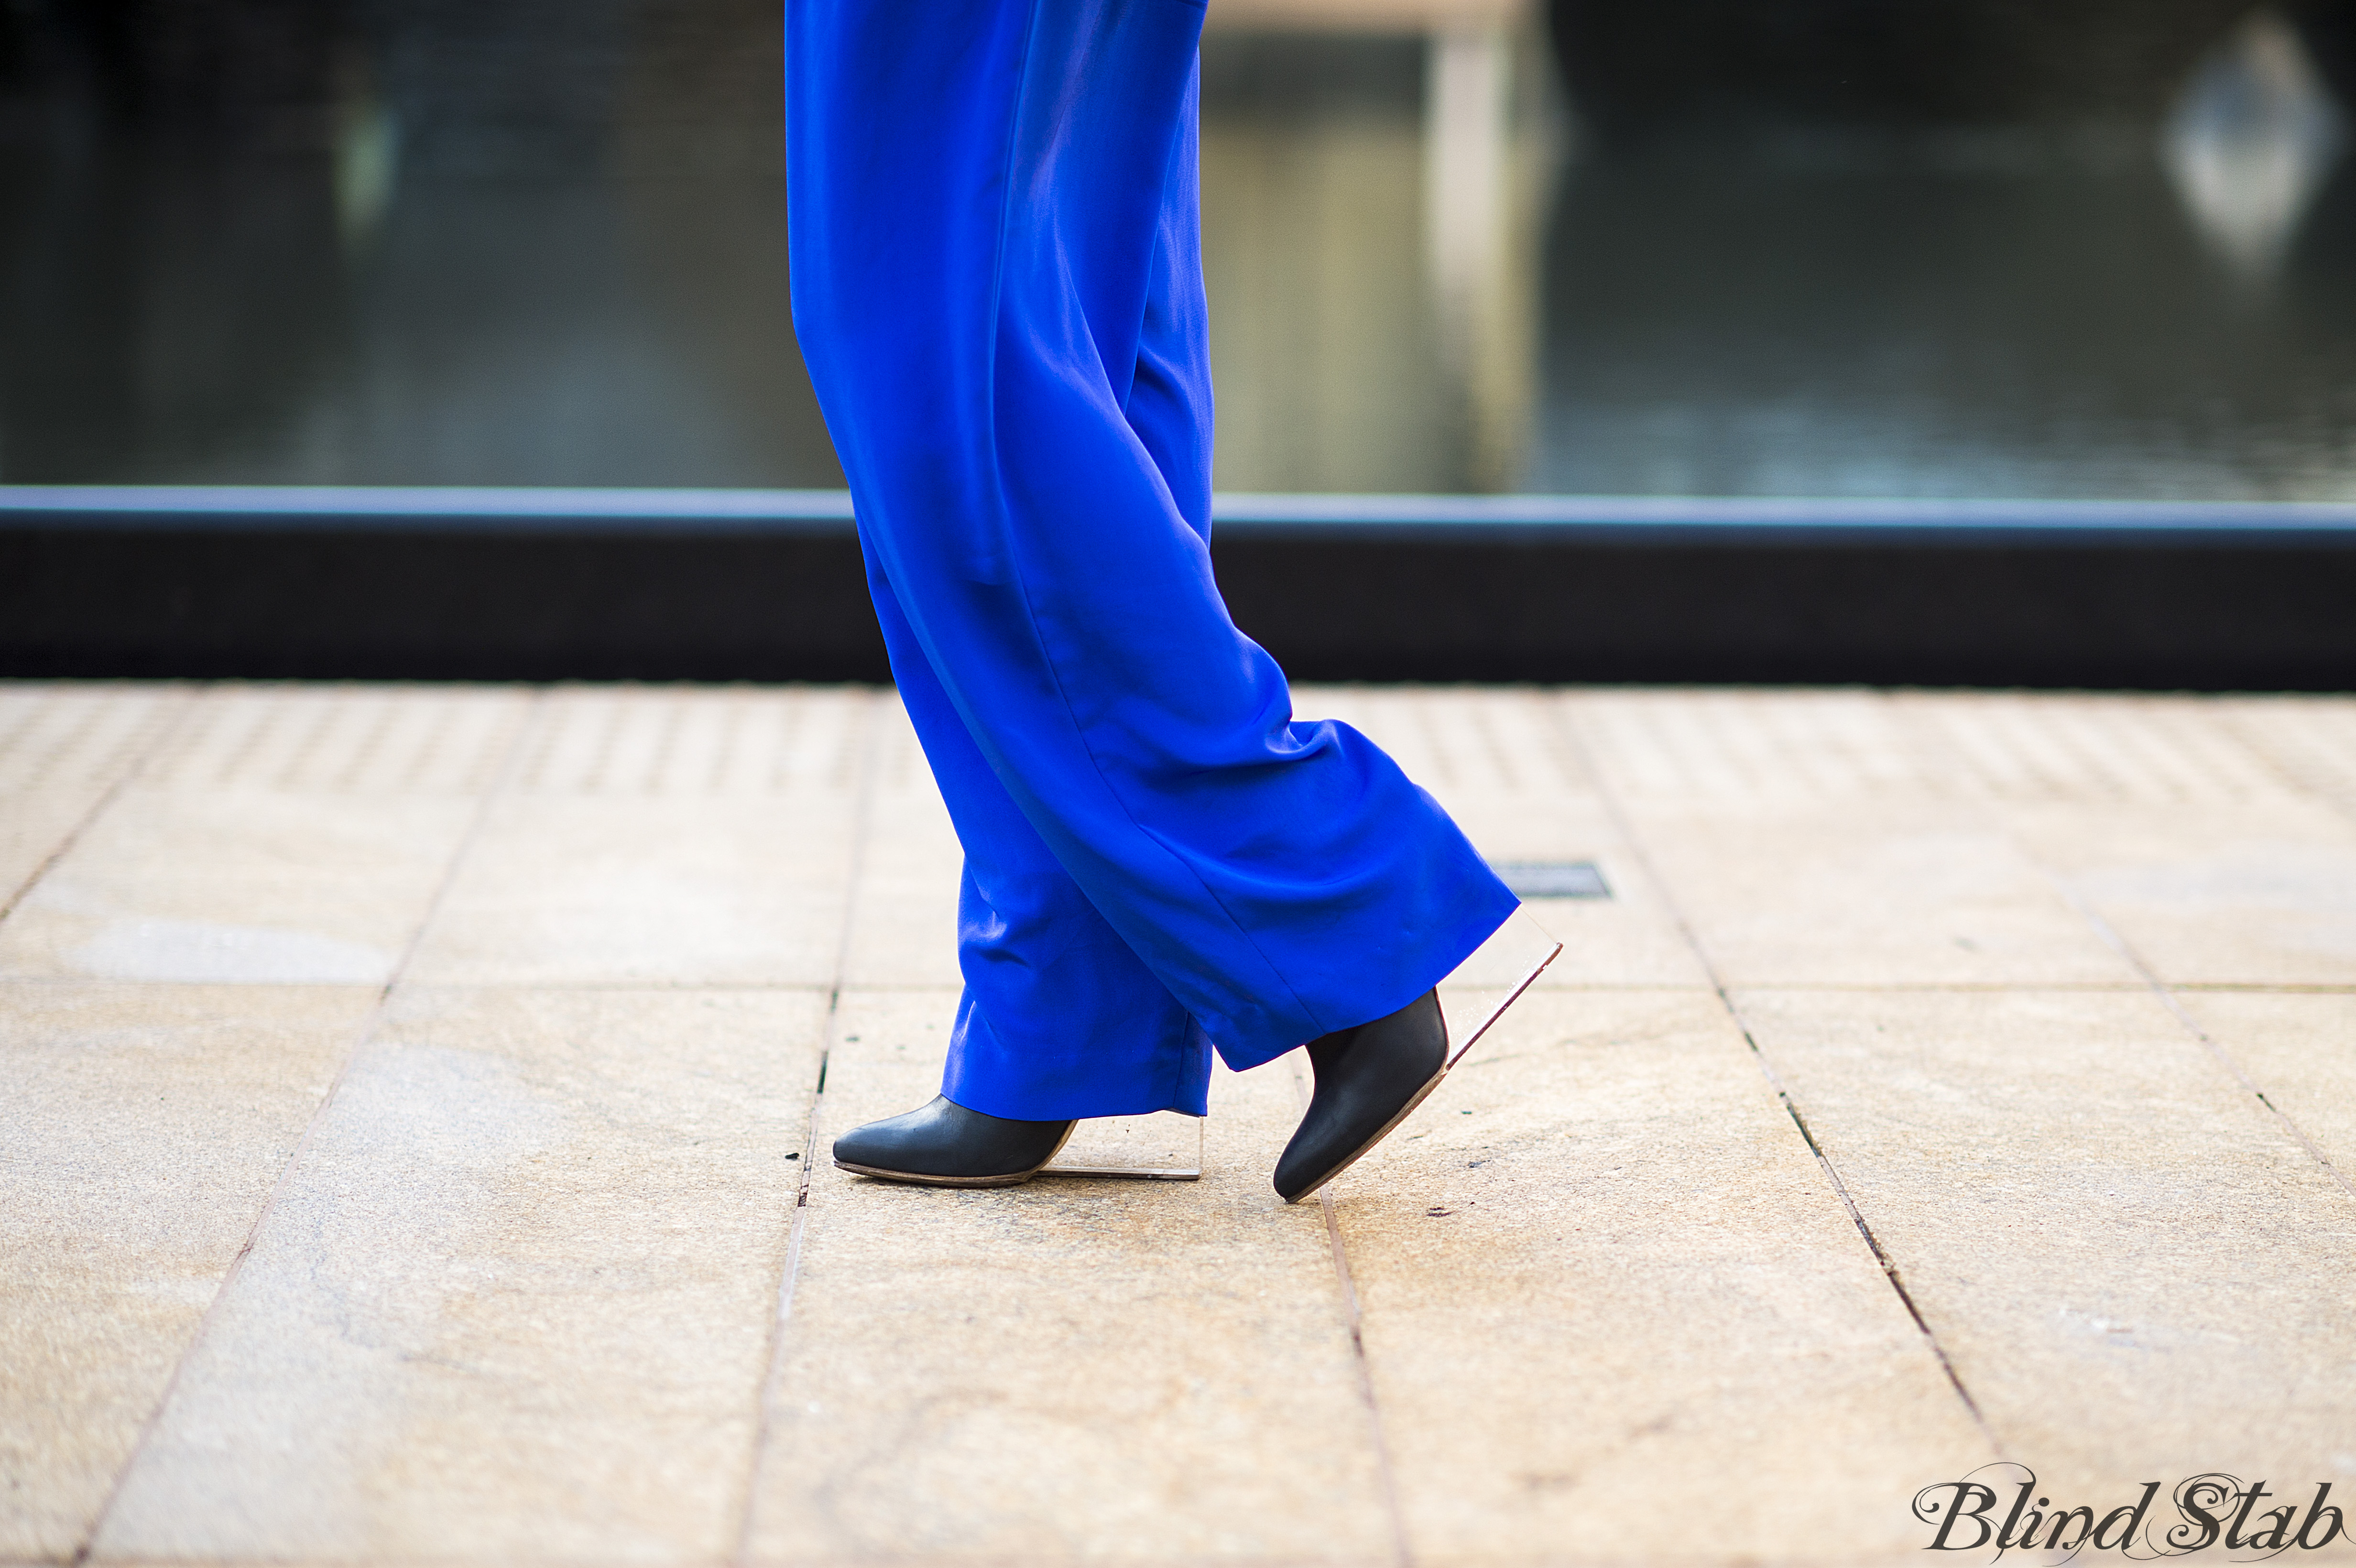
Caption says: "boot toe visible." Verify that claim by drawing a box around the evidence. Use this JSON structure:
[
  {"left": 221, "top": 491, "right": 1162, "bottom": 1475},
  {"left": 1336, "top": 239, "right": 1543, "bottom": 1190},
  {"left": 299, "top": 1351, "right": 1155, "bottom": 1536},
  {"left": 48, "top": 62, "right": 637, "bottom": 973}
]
[
  {"left": 1274, "top": 991, "right": 1449, "bottom": 1203},
  {"left": 833, "top": 1096, "right": 1076, "bottom": 1186},
  {"left": 829, "top": 1102, "right": 933, "bottom": 1173}
]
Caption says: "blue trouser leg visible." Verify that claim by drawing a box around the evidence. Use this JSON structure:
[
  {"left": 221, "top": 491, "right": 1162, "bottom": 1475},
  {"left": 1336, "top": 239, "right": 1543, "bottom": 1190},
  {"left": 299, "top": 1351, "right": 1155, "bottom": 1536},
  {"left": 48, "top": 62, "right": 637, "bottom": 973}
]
[
  {"left": 855, "top": 50, "right": 1222, "bottom": 1121},
  {"left": 868, "top": 548, "right": 1215, "bottom": 1119},
  {"left": 787, "top": 0, "right": 1519, "bottom": 1119}
]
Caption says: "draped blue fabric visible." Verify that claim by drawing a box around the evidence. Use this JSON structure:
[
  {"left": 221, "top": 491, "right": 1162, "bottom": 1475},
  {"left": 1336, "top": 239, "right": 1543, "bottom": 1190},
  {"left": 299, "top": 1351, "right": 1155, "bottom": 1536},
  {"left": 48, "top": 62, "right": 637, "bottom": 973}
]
[{"left": 785, "top": 0, "right": 1519, "bottom": 1119}]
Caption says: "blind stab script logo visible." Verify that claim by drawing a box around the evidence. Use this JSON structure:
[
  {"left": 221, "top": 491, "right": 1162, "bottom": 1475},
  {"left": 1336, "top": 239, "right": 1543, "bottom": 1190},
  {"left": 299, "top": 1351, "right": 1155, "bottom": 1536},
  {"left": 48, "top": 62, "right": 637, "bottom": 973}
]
[{"left": 1914, "top": 1466, "right": 2348, "bottom": 1559}]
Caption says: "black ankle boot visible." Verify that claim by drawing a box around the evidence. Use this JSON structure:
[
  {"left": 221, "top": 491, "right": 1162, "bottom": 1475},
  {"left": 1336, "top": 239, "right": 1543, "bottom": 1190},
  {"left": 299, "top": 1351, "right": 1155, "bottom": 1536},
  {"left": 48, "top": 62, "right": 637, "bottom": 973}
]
[
  {"left": 833, "top": 1096, "right": 1077, "bottom": 1187},
  {"left": 1272, "top": 991, "right": 1448, "bottom": 1204}
]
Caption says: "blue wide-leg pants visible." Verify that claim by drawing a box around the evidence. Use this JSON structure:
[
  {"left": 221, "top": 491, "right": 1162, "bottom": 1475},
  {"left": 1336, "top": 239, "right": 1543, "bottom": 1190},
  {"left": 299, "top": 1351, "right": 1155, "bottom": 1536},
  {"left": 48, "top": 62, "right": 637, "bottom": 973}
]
[{"left": 785, "top": 0, "right": 1520, "bottom": 1120}]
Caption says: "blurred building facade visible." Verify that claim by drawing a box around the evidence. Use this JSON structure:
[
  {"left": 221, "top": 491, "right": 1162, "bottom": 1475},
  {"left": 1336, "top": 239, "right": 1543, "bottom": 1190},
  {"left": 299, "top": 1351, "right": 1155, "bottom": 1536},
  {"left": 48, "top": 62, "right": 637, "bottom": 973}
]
[{"left": 3, "top": 0, "right": 2356, "bottom": 497}]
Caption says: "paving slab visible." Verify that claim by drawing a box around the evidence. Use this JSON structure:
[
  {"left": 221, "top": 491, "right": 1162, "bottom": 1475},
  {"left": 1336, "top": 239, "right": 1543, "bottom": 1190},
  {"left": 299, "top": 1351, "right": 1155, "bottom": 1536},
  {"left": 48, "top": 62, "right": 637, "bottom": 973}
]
[
  {"left": 0, "top": 795, "right": 483, "bottom": 983},
  {"left": 2225, "top": 694, "right": 2356, "bottom": 826},
  {"left": 840, "top": 707, "right": 965, "bottom": 990},
  {"left": 0, "top": 686, "right": 181, "bottom": 797},
  {"left": 403, "top": 795, "right": 856, "bottom": 986},
  {"left": 1905, "top": 694, "right": 2356, "bottom": 987},
  {"left": 1998, "top": 801, "right": 2356, "bottom": 987},
  {"left": 0, "top": 687, "right": 527, "bottom": 984},
  {"left": 2, "top": 682, "right": 2350, "bottom": 1568},
  {"left": 1736, "top": 987, "right": 2356, "bottom": 1502},
  {"left": 1326, "top": 988, "right": 1992, "bottom": 1567},
  {"left": 1560, "top": 692, "right": 2138, "bottom": 988},
  {"left": 1492, "top": 841, "right": 1714, "bottom": 991},
  {"left": 2, "top": 793, "right": 119, "bottom": 911},
  {"left": 1898, "top": 693, "right": 2295, "bottom": 810},
  {"left": 0, "top": 685, "right": 181, "bottom": 908},
  {"left": 2182, "top": 991, "right": 2356, "bottom": 1182},
  {"left": 132, "top": 684, "right": 525, "bottom": 794},
  {"left": 744, "top": 991, "right": 1396, "bottom": 1566},
  {"left": 94, "top": 986, "right": 825, "bottom": 1565},
  {"left": 1298, "top": 688, "right": 1709, "bottom": 989},
  {"left": 405, "top": 687, "right": 870, "bottom": 986},
  {"left": 0, "top": 982, "right": 378, "bottom": 1561},
  {"left": 1595, "top": 801, "right": 2141, "bottom": 987},
  {"left": 1292, "top": 687, "right": 1584, "bottom": 806}
]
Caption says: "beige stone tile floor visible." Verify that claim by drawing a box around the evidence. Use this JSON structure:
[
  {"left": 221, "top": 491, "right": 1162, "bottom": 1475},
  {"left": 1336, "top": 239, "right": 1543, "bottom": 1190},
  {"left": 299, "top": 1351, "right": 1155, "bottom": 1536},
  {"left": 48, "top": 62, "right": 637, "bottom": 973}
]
[{"left": 3, "top": 681, "right": 2354, "bottom": 1568}]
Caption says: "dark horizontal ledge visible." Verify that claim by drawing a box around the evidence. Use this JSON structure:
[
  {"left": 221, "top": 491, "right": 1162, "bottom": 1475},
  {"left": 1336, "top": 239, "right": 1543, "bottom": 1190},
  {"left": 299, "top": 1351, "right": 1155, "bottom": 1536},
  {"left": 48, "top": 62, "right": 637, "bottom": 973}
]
[
  {"left": 7, "top": 484, "right": 2355, "bottom": 686},
  {"left": 9, "top": 485, "right": 2356, "bottom": 546}
]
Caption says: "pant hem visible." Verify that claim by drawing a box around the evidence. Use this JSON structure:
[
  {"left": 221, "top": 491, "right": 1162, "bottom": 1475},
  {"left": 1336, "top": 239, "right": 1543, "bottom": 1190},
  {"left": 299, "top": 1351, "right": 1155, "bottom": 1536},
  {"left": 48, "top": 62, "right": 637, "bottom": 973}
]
[{"left": 1211, "top": 891, "right": 1523, "bottom": 1075}]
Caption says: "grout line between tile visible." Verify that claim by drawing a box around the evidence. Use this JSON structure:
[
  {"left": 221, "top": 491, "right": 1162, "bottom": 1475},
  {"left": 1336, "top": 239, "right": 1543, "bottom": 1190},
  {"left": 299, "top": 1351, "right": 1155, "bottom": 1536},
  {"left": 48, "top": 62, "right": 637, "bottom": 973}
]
[
  {"left": 1290, "top": 1058, "right": 1414, "bottom": 1568},
  {"left": 2045, "top": 877, "right": 2356, "bottom": 1207},
  {"left": 731, "top": 688, "right": 888, "bottom": 1568},
  {"left": 72, "top": 685, "right": 548, "bottom": 1567},
  {"left": 1546, "top": 694, "right": 2004, "bottom": 1455},
  {"left": 0, "top": 686, "right": 199, "bottom": 930}
]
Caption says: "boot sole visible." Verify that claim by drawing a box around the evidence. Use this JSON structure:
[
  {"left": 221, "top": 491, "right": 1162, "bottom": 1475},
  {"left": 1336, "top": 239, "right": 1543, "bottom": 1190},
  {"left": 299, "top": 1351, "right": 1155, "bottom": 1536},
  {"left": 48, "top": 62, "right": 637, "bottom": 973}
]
[
  {"left": 833, "top": 1122, "right": 1078, "bottom": 1188},
  {"left": 1281, "top": 940, "right": 1562, "bottom": 1205}
]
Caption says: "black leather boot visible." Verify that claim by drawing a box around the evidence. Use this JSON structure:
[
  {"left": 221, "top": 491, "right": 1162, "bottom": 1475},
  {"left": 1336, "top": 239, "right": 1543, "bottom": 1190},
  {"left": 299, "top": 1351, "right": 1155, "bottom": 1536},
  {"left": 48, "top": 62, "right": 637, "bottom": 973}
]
[
  {"left": 1273, "top": 990, "right": 1448, "bottom": 1204},
  {"left": 832, "top": 1095, "right": 1077, "bottom": 1187}
]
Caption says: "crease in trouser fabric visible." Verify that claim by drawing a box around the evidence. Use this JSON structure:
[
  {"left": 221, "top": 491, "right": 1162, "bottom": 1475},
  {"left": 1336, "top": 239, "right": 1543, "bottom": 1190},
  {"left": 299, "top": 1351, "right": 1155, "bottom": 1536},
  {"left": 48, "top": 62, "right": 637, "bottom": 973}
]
[{"left": 786, "top": 0, "right": 1520, "bottom": 1121}]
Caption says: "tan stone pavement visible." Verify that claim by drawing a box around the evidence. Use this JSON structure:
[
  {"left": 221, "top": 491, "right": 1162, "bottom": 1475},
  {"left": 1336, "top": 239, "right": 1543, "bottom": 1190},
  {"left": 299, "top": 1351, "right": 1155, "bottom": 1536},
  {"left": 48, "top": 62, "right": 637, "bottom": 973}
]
[{"left": 3, "top": 681, "right": 2354, "bottom": 1568}]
